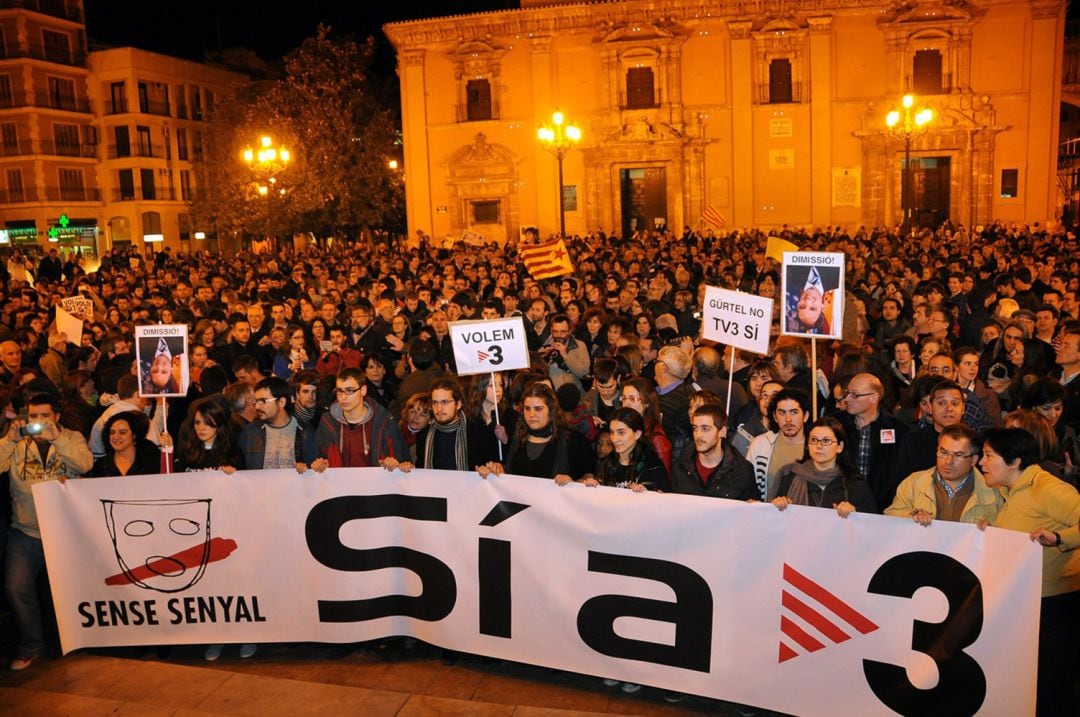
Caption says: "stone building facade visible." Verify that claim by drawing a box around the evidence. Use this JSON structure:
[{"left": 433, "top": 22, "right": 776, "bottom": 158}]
[
  {"left": 385, "top": 0, "right": 1066, "bottom": 243},
  {"left": 0, "top": 0, "right": 246, "bottom": 259}
]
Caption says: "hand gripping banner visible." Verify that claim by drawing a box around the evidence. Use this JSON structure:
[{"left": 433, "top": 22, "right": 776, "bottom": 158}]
[{"left": 35, "top": 469, "right": 1040, "bottom": 717}]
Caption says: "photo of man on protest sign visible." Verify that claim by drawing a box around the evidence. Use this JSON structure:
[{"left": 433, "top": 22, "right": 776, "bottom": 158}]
[
  {"left": 135, "top": 325, "right": 189, "bottom": 397},
  {"left": 780, "top": 252, "right": 844, "bottom": 339}
]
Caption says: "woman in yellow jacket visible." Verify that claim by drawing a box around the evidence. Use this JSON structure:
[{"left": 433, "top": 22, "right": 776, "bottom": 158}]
[{"left": 979, "top": 427, "right": 1079, "bottom": 717}]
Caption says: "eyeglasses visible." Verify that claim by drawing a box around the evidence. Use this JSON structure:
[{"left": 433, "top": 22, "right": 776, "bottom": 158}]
[
  {"left": 334, "top": 386, "right": 362, "bottom": 396},
  {"left": 253, "top": 396, "right": 279, "bottom": 405},
  {"left": 431, "top": 399, "right": 457, "bottom": 407},
  {"left": 808, "top": 437, "right": 836, "bottom": 446},
  {"left": 843, "top": 391, "right": 876, "bottom": 400},
  {"left": 936, "top": 448, "right": 975, "bottom": 462}
]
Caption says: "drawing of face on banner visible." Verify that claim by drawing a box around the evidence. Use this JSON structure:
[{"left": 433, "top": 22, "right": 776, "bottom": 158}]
[
  {"left": 135, "top": 325, "right": 189, "bottom": 397},
  {"left": 102, "top": 499, "right": 212, "bottom": 593},
  {"left": 781, "top": 253, "right": 845, "bottom": 339}
]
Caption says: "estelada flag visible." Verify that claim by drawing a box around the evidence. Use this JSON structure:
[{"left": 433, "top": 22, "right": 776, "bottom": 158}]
[
  {"left": 766, "top": 235, "right": 799, "bottom": 262},
  {"left": 701, "top": 204, "right": 727, "bottom": 228},
  {"left": 520, "top": 239, "right": 573, "bottom": 280}
]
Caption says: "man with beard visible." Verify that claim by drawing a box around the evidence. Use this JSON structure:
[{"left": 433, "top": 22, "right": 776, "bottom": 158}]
[
  {"left": 238, "top": 377, "right": 309, "bottom": 472},
  {"left": 390, "top": 377, "right": 500, "bottom": 474},
  {"left": 746, "top": 388, "right": 811, "bottom": 501},
  {"left": 671, "top": 404, "right": 757, "bottom": 500},
  {"left": 488, "top": 382, "right": 594, "bottom": 483}
]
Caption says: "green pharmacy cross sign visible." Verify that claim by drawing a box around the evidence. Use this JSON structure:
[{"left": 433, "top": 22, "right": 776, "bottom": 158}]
[{"left": 48, "top": 213, "right": 70, "bottom": 241}]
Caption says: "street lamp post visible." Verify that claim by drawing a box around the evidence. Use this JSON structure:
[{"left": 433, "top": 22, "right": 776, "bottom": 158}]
[
  {"left": 885, "top": 95, "right": 933, "bottom": 237},
  {"left": 241, "top": 135, "right": 292, "bottom": 250},
  {"left": 536, "top": 111, "right": 581, "bottom": 238}
]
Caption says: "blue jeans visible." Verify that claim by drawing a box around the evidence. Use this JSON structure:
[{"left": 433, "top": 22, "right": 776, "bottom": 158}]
[{"left": 5, "top": 529, "right": 46, "bottom": 657}]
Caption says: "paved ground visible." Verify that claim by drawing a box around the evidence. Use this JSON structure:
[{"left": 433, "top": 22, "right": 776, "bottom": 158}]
[{"left": 0, "top": 641, "right": 757, "bottom": 716}]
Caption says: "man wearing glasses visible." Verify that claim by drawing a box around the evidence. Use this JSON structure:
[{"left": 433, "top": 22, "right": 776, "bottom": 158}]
[
  {"left": 835, "top": 373, "right": 907, "bottom": 512},
  {"left": 238, "top": 377, "right": 309, "bottom": 472},
  {"left": 885, "top": 424, "right": 1001, "bottom": 525},
  {"left": 312, "top": 368, "right": 408, "bottom": 470}
]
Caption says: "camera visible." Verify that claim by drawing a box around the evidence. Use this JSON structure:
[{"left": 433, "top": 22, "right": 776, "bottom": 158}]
[
  {"left": 987, "top": 363, "right": 1009, "bottom": 382},
  {"left": 18, "top": 423, "right": 43, "bottom": 438}
]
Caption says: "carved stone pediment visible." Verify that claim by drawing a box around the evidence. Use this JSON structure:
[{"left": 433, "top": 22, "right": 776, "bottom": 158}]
[
  {"left": 602, "top": 116, "right": 685, "bottom": 143},
  {"left": 446, "top": 133, "right": 518, "bottom": 180},
  {"left": 880, "top": 0, "right": 977, "bottom": 35},
  {"left": 447, "top": 39, "right": 505, "bottom": 80},
  {"left": 598, "top": 21, "right": 678, "bottom": 45}
]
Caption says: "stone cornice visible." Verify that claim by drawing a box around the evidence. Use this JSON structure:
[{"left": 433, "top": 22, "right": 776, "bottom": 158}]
[{"left": 383, "top": 0, "right": 928, "bottom": 50}]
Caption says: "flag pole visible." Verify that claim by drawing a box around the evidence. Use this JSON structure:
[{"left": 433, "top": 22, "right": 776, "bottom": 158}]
[{"left": 810, "top": 338, "right": 818, "bottom": 419}]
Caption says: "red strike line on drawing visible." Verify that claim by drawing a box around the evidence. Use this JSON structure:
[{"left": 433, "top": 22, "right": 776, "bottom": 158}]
[{"left": 105, "top": 537, "right": 237, "bottom": 586}]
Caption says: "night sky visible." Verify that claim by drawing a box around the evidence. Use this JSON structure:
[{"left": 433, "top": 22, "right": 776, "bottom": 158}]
[{"left": 85, "top": 0, "right": 518, "bottom": 72}]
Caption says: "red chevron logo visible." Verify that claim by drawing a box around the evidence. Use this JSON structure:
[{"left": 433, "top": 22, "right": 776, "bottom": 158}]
[
  {"left": 778, "top": 563, "right": 878, "bottom": 663},
  {"left": 477, "top": 350, "right": 489, "bottom": 362}
]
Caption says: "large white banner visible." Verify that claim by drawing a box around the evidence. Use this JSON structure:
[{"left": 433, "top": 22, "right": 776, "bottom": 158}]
[{"left": 36, "top": 469, "right": 1040, "bottom": 717}]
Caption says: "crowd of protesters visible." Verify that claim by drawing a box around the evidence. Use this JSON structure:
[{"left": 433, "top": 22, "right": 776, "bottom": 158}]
[{"left": 0, "top": 219, "right": 1077, "bottom": 715}]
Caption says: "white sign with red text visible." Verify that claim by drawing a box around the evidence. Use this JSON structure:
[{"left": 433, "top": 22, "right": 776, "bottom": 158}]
[{"left": 449, "top": 317, "right": 529, "bottom": 375}]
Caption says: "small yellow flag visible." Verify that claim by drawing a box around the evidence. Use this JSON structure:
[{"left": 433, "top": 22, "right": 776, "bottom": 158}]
[{"left": 766, "top": 235, "right": 798, "bottom": 263}]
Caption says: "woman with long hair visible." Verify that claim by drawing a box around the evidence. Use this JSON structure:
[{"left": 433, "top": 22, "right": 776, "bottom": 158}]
[
  {"left": 587, "top": 407, "right": 669, "bottom": 492},
  {"left": 465, "top": 372, "right": 512, "bottom": 450},
  {"left": 273, "top": 324, "right": 315, "bottom": 379},
  {"left": 730, "top": 360, "right": 782, "bottom": 456},
  {"left": 495, "top": 383, "right": 594, "bottom": 484},
  {"left": 770, "top": 417, "right": 875, "bottom": 517},
  {"left": 175, "top": 397, "right": 241, "bottom": 473},
  {"left": 620, "top": 377, "right": 672, "bottom": 474}
]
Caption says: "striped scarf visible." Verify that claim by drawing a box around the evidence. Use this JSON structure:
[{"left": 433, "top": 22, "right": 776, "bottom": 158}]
[{"left": 423, "top": 411, "right": 469, "bottom": 470}]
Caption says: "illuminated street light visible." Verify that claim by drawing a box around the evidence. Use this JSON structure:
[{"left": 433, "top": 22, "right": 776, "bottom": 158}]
[
  {"left": 885, "top": 94, "right": 933, "bottom": 236},
  {"left": 241, "top": 134, "right": 292, "bottom": 198},
  {"left": 536, "top": 110, "right": 582, "bottom": 238}
]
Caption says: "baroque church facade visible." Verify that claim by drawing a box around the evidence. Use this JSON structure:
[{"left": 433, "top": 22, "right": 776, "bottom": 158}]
[{"left": 385, "top": 0, "right": 1065, "bottom": 242}]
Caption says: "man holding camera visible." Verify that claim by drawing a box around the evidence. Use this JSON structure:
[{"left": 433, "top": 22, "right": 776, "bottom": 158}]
[
  {"left": 0, "top": 393, "right": 93, "bottom": 670},
  {"left": 541, "top": 314, "right": 590, "bottom": 392}
]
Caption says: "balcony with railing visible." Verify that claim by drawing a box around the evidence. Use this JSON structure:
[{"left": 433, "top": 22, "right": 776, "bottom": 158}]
[
  {"left": 0, "top": 140, "right": 32, "bottom": 156},
  {"left": 0, "top": 186, "right": 35, "bottom": 203},
  {"left": 34, "top": 91, "right": 91, "bottom": 113},
  {"left": 904, "top": 73, "right": 954, "bottom": 95},
  {"left": 38, "top": 140, "right": 96, "bottom": 158},
  {"left": 105, "top": 143, "right": 164, "bottom": 159},
  {"left": 113, "top": 185, "right": 178, "bottom": 201},
  {"left": 756, "top": 82, "right": 804, "bottom": 105},
  {"left": 44, "top": 185, "right": 99, "bottom": 201},
  {"left": 0, "top": 0, "right": 84, "bottom": 23},
  {"left": 26, "top": 42, "right": 86, "bottom": 68},
  {"left": 137, "top": 99, "right": 171, "bottom": 117}
]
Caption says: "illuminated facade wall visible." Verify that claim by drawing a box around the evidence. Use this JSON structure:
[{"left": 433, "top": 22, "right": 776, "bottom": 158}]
[
  {"left": 385, "top": 0, "right": 1066, "bottom": 242},
  {"left": 0, "top": 0, "right": 245, "bottom": 257}
]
